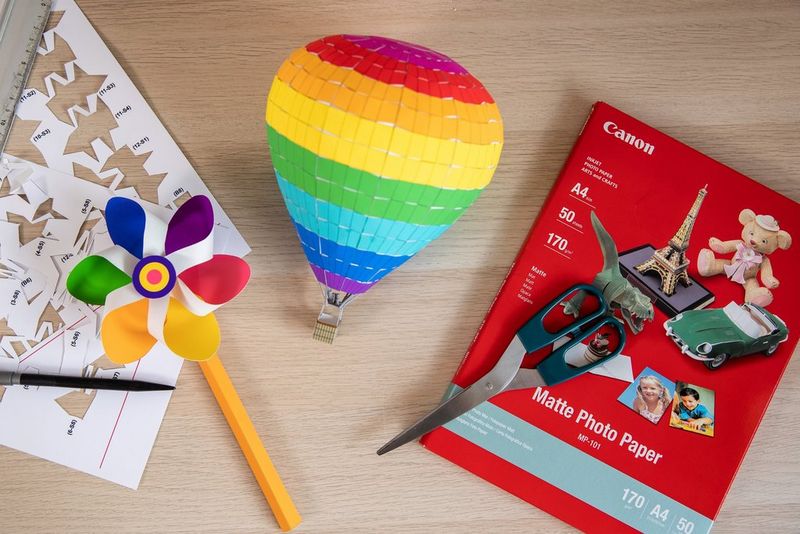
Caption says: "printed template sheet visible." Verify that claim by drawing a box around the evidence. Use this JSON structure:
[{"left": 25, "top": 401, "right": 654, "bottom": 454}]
[{"left": 0, "top": 0, "right": 249, "bottom": 488}]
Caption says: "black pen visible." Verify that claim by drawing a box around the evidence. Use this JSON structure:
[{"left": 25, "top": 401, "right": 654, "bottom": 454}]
[{"left": 0, "top": 370, "right": 175, "bottom": 392}]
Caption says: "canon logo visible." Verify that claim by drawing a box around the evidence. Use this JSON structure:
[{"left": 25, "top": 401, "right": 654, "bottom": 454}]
[{"left": 603, "top": 121, "right": 655, "bottom": 155}]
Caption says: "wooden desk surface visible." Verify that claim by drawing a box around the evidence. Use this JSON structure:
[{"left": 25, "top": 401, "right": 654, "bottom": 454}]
[{"left": 1, "top": 1, "right": 798, "bottom": 532}]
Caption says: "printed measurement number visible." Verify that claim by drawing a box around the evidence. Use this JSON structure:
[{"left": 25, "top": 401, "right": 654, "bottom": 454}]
[
  {"left": 558, "top": 207, "right": 576, "bottom": 223},
  {"left": 546, "top": 232, "right": 568, "bottom": 251},
  {"left": 621, "top": 488, "right": 695, "bottom": 533}
]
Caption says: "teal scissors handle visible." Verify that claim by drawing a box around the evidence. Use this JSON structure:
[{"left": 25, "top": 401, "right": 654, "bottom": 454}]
[
  {"left": 536, "top": 314, "right": 625, "bottom": 385},
  {"left": 516, "top": 283, "right": 626, "bottom": 386}
]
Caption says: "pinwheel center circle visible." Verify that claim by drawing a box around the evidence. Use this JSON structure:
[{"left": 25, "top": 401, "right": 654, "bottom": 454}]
[{"left": 132, "top": 256, "right": 176, "bottom": 299}]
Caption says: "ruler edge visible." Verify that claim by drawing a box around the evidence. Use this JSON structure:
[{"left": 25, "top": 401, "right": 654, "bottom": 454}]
[{"left": 0, "top": 0, "right": 53, "bottom": 155}]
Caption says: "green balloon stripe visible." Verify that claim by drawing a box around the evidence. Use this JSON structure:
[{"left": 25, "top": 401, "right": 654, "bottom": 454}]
[
  {"left": 66, "top": 255, "right": 131, "bottom": 305},
  {"left": 266, "top": 125, "right": 483, "bottom": 226}
]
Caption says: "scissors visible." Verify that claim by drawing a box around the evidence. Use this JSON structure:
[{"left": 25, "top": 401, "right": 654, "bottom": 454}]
[{"left": 377, "top": 283, "right": 626, "bottom": 455}]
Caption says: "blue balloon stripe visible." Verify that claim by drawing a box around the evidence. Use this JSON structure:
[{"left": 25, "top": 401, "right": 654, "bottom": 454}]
[
  {"left": 278, "top": 173, "right": 445, "bottom": 257},
  {"left": 293, "top": 222, "right": 411, "bottom": 284},
  {"left": 276, "top": 172, "right": 449, "bottom": 257}
]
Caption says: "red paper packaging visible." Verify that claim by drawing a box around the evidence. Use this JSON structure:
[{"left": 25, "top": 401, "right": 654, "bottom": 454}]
[{"left": 421, "top": 102, "right": 800, "bottom": 533}]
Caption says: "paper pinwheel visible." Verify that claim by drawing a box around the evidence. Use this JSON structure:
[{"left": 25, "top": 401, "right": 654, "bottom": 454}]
[
  {"left": 67, "top": 195, "right": 249, "bottom": 363},
  {"left": 67, "top": 195, "right": 301, "bottom": 531},
  {"left": 266, "top": 35, "right": 504, "bottom": 342}
]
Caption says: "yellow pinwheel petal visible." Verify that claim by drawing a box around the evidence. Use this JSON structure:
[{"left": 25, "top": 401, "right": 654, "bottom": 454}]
[
  {"left": 163, "top": 297, "right": 220, "bottom": 361},
  {"left": 101, "top": 298, "right": 157, "bottom": 364}
]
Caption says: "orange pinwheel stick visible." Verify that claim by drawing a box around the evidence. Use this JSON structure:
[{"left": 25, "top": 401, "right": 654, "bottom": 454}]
[{"left": 198, "top": 354, "right": 301, "bottom": 531}]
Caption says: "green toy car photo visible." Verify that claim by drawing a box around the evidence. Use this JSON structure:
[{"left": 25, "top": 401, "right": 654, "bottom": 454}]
[{"left": 664, "top": 302, "right": 789, "bottom": 370}]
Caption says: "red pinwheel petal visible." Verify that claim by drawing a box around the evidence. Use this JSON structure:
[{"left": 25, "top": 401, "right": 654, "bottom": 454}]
[{"left": 178, "top": 254, "right": 250, "bottom": 305}]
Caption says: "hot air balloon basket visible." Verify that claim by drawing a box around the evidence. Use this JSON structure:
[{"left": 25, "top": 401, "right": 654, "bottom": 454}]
[{"left": 313, "top": 287, "right": 356, "bottom": 343}]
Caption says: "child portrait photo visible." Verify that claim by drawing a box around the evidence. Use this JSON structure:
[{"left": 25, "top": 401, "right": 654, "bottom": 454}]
[
  {"left": 670, "top": 382, "right": 716, "bottom": 437},
  {"left": 618, "top": 368, "right": 675, "bottom": 425}
]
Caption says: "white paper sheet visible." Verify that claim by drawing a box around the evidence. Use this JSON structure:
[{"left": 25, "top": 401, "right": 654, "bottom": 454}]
[{"left": 0, "top": 0, "right": 249, "bottom": 489}]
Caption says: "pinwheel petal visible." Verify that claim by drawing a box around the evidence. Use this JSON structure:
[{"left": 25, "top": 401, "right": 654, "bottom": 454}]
[
  {"left": 163, "top": 297, "right": 220, "bottom": 361},
  {"left": 178, "top": 254, "right": 250, "bottom": 305},
  {"left": 101, "top": 298, "right": 157, "bottom": 364},
  {"left": 66, "top": 255, "right": 131, "bottom": 305},
  {"left": 165, "top": 195, "right": 214, "bottom": 255},
  {"left": 106, "top": 197, "right": 147, "bottom": 258}
]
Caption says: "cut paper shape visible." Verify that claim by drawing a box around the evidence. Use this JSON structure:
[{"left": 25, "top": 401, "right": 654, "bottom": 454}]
[
  {"left": 32, "top": 197, "right": 67, "bottom": 221},
  {"left": 42, "top": 10, "right": 65, "bottom": 34},
  {"left": 0, "top": 318, "right": 13, "bottom": 338},
  {"left": 100, "top": 147, "right": 166, "bottom": 204},
  {"left": 3, "top": 118, "right": 48, "bottom": 167},
  {"left": 6, "top": 213, "right": 49, "bottom": 245},
  {"left": 87, "top": 354, "right": 126, "bottom": 372},
  {"left": 54, "top": 388, "right": 96, "bottom": 419},
  {"left": 67, "top": 195, "right": 249, "bottom": 362},
  {"left": 35, "top": 302, "right": 64, "bottom": 339},
  {"left": 25, "top": 34, "right": 77, "bottom": 96},
  {"left": 72, "top": 162, "right": 108, "bottom": 187},
  {"left": 64, "top": 98, "right": 117, "bottom": 161},
  {"left": 45, "top": 65, "right": 107, "bottom": 125},
  {"left": 74, "top": 209, "right": 102, "bottom": 244},
  {"left": 172, "top": 191, "right": 192, "bottom": 208},
  {"left": 266, "top": 35, "right": 504, "bottom": 342}
]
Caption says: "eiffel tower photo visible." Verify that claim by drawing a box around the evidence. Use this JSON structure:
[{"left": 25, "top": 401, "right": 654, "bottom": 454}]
[{"left": 635, "top": 185, "right": 708, "bottom": 296}]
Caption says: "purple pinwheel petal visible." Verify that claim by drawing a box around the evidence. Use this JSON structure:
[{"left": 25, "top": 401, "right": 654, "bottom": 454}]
[{"left": 165, "top": 195, "right": 214, "bottom": 255}]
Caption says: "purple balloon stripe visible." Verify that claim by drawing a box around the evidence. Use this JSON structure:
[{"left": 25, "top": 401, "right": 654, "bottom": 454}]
[
  {"left": 310, "top": 264, "right": 376, "bottom": 294},
  {"left": 342, "top": 35, "right": 468, "bottom": 74}
]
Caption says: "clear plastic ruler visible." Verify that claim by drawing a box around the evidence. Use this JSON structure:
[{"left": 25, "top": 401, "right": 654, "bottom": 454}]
[{"left": 0, "top": 0, "right": 52, "bottom": 154}]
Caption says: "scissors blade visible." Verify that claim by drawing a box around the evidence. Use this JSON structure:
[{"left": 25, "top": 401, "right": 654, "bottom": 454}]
[
  {"left": 506, "top": 368, "right": 547, "bottom": 391},
  {"left": 377, "top": 381, "right": 499, "bottom": 456},
  {"left": 378, "top": 336, "right": 529, "bottom": 456}
]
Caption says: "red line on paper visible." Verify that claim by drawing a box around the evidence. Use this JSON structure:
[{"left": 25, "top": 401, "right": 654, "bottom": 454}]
[
  {"left": 99, "top": 359, "right": 141, "bottom": 469},
  {"left": 19, "top": 315, "right": 88, "bottom": 363},
  {"left": 545, "top": 245, "right": 572, "bottom": 260},
  {"left": 569, "top": 194, "right": 594, "bottom": 208}
]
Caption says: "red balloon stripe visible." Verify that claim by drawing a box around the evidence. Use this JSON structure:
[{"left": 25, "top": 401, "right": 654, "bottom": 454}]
[{"left": 305, "top": 35, "right": 494, "bottom": 105}]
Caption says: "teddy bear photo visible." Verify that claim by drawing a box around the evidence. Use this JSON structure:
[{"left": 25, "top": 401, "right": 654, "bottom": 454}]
[{"left": 697, "top": 209, "right": 792, "bottom": 307}]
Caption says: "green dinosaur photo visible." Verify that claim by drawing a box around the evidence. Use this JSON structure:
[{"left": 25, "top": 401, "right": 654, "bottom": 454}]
[{"left": 562, "top": 212, "right": 654, "bottom": 334}]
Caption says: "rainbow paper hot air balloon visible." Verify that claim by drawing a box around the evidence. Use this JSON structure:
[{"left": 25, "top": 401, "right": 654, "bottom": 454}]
[{"left": 266, "top": 35, "right": 503, "bottom": 342}]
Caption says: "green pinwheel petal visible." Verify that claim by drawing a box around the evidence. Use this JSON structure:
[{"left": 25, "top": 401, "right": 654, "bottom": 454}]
[{"left": 67, "top": 255, "right": 131, "bottom": 305}]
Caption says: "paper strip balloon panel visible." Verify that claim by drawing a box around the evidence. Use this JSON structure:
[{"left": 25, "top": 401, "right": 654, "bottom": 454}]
[{"left": 266, "top": 35, "right": 504, "bottom": 342}]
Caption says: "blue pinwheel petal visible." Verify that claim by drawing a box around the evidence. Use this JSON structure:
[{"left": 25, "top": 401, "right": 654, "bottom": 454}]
[{"left": 106, "top": 197, "right": 146, "bottom": 258}]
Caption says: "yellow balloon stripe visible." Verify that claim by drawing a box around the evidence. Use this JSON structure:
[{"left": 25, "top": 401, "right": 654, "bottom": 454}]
[
  {"left": 266, "top": 77, "right": 503, "bottom": 190},
  {"left": 277, "top": 48, "right": 503, "bottom": 145}
]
